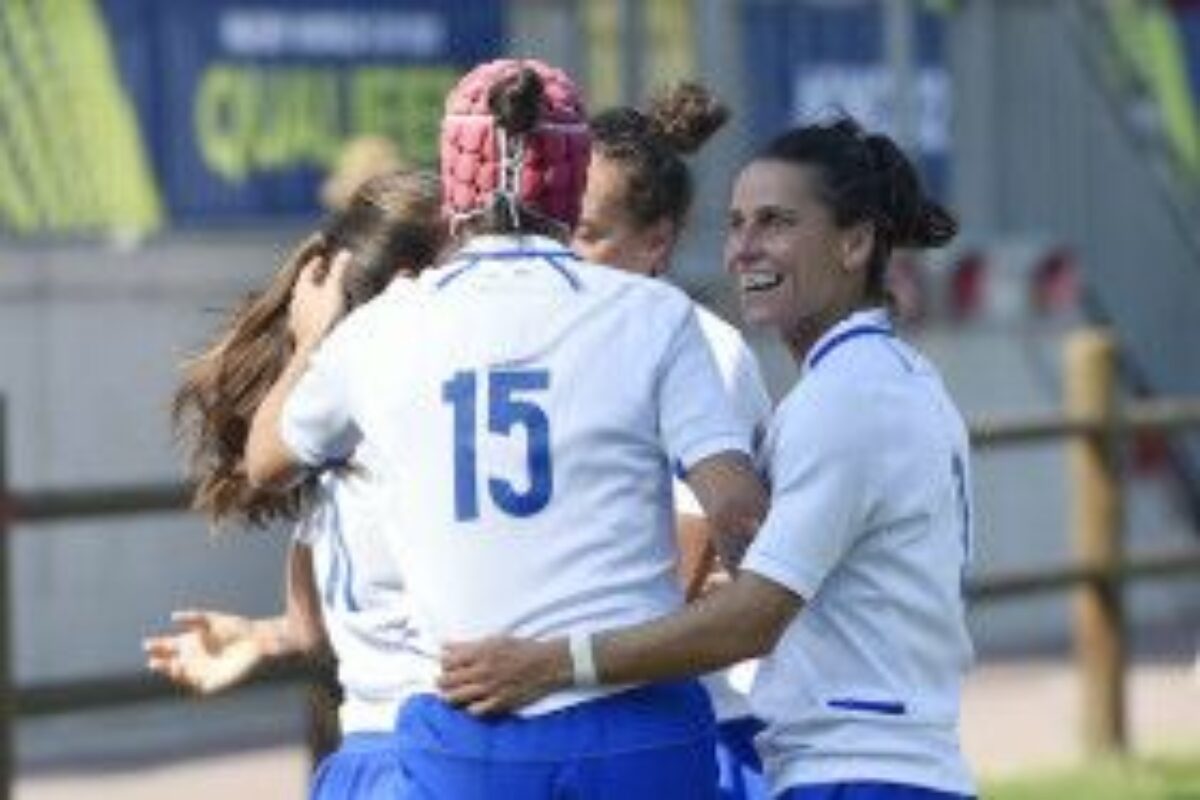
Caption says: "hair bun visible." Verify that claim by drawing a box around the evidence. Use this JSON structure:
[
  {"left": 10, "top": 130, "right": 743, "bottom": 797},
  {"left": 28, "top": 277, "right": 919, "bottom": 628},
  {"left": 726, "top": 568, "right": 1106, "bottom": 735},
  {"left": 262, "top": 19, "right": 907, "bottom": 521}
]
[
  {"left": 859, "top": 133, "right": 956, "bottom": 248},
  {"left": 487, "top": 68, "right": 544, "bottom": 136},
  {"left": 907, "top": 200, "right": 958, "bottom": 248},
  {"left": 645, "top": 81, "right": 729, "bottom": 155}
]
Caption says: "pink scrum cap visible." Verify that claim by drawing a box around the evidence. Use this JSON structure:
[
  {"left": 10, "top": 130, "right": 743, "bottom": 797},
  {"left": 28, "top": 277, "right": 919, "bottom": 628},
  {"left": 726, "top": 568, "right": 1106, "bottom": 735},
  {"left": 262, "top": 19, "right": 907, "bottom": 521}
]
[{"left": 440, "top": 58, "right": 590, "bottom": 230}]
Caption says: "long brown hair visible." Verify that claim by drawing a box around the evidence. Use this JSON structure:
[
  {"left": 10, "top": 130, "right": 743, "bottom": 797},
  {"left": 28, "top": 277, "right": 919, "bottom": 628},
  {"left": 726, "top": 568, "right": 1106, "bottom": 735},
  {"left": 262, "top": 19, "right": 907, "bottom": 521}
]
[{"left": 174, "top": 169, "right": 444, "bottom": 529}]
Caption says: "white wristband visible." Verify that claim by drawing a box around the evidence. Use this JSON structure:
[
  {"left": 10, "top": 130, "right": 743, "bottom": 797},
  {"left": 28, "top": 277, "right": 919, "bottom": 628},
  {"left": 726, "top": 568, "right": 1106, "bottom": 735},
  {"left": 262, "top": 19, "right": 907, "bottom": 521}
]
[{"left": 568, "top": 631, "right": 598, "bottom": 687}]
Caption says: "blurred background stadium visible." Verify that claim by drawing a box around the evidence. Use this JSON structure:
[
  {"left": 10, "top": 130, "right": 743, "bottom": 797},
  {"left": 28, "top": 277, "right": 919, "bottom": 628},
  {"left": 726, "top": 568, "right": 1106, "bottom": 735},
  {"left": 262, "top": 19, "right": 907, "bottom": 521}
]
[{"left": 0, "top": 0, "right": 1197, "bottom": 797}]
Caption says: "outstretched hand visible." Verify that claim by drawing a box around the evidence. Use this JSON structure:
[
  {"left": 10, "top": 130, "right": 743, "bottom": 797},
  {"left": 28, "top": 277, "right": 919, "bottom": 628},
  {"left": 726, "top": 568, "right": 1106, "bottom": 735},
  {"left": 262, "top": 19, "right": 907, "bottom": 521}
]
[
  {"left": 438, "top": 636, "right": 571, "bottom": 716},
  {"left": 143, "top": 609, "right": 269, "bottom": 695}
]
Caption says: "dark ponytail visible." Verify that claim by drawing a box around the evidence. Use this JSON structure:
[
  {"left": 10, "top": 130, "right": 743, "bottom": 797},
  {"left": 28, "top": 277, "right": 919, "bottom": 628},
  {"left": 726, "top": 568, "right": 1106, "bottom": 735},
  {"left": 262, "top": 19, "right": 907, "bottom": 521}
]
[
  {"left": 862, "top": 133, "right": 957, "bottom": 249},
  {"left": 488, "top": 66, "right": 544, "bottom": 136},
  {"left": 758, "top": 116, "right": 956, "bottom": 302}
]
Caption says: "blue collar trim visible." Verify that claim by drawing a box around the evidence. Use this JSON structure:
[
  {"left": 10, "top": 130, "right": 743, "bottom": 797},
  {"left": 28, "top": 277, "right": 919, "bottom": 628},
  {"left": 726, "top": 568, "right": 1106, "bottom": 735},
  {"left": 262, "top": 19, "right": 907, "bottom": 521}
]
[
  {"left": 806, "top": 324, "right": 894, "bottom": 371},
  {"left": 435, "top": 249, "right": 582, "bottom": 291}
]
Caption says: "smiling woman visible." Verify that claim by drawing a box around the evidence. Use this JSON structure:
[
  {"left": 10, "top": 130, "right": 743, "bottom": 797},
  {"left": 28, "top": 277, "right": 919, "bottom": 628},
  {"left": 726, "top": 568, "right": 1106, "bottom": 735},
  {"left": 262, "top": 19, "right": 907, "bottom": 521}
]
[
  {"left": 725, "top": 117, "right": 956, "bottom": 360},
  {"left": 439, "top": 115, "right": 978, "bottom": 800}
]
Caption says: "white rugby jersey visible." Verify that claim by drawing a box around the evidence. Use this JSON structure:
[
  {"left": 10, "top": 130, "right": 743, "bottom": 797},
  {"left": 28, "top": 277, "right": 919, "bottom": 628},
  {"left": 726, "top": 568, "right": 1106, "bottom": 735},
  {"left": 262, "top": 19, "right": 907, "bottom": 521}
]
[
  {"left": 293, "top": 452, "right": 437, "bottom": 734},
  {"left": 674, "top": 306, "right": 772, "bottom": 723},
  {"left": 283, "top": 234, "right": 751, "bottom": 716},
  {"left": 742, "top": 308, "right": 976, "bottom": 796}
]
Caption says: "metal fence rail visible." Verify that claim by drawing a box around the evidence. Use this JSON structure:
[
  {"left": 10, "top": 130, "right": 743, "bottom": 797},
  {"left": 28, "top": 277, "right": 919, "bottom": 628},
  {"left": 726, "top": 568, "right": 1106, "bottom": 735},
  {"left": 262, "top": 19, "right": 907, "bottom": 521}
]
[{"left": 0, "top": 329, "right": 1198, "bottom": 798}]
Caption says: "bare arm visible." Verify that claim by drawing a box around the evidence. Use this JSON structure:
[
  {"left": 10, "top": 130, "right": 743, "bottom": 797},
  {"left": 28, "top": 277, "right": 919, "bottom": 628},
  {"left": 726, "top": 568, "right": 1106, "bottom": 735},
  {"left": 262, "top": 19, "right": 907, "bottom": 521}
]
[
  {"left": 596, "top": 570, "right": 798, "bottom": 680},
  {"left": 439, "top": 571, "right": 801, "bottom": 715},
  {"left": 674, "top": 512, "right": 717, "bottom": 601},
  {"left": 245, "top": 253, "right": 350, "bottom": 489},
  {"left": 684, "top": 451, "right": 767, "bottom": 571},
  {"left": 280, "top": 542, "right": 329, "bottom": 656},
  {"left": 245, "top": 343, "right": 320, "bottom": 489}
]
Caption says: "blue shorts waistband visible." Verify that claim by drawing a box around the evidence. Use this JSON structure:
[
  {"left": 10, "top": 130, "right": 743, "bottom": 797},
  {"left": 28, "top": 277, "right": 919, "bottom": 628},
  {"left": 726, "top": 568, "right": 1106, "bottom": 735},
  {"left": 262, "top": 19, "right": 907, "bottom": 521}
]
[
  {"left": 396, "top": 680, "right": 715, "bottom": 762},
  {"left": 337, "top": 731, "right": 394, "bottom": 754}
]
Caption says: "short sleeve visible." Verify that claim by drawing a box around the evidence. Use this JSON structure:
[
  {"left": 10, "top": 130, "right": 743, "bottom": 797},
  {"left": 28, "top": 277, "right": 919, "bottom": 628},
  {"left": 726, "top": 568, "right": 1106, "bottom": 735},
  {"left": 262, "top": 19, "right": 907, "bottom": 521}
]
[
  {"left": 280, "top": 323, "right": 361, "bottom": 467},
  {"left": 741, "top": 386, "right": 869, "bottom": 600},
  {"left": 658, "top": 306, "right": 752, "bottom": 473}
]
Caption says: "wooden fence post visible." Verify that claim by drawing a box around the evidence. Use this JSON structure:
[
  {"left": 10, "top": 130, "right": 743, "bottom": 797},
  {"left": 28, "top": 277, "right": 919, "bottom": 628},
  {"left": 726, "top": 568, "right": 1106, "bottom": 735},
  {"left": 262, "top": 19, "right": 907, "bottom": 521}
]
[
  {"left": 0, "top": 397, "right": 12, "bottom": 800},
  {"left": 1065, "top": 329, "right": 1126, "bottom": 754}
]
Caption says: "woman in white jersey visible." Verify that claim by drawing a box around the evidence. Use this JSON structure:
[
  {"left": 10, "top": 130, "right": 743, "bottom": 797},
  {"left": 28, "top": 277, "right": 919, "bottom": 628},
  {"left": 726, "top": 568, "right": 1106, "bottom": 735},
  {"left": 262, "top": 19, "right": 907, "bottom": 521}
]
[
  {"left": 441, "top": 116, "right": 978, "bottom": 800},
  {"left": 573, "top": 82, "right": 773, "bottom": 800},
  {"left": 143, "top": 169, "right": 445, "bottom": 799},
  {"left": 244, "top": 59, "right": 767, "bottom": 799}
]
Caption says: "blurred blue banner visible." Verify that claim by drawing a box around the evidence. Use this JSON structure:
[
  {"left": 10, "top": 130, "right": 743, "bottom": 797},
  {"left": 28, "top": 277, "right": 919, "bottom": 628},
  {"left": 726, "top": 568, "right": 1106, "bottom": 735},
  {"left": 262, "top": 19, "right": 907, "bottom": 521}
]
[
  {"left": 98, "top": 0, "right": 502, "bottom": 224},
  {"left": 740, "top": 0, "right": 951, "bottom": 197}
]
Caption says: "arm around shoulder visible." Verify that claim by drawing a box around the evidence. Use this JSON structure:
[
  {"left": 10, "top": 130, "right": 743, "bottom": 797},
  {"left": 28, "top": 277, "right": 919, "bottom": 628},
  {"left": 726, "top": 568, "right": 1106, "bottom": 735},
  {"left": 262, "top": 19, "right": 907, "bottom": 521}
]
[
  {"left": 684, "top": 450, "right": 767, "bottom": 570},
  {"left": 591, "top": 570, "right": 800, "bottom": 685},
  {"left": 245, "top": 342, "right": 318, "bottom": 489},
  {"left": 438, "top": 571, "right": 802, "bottom": 715}
]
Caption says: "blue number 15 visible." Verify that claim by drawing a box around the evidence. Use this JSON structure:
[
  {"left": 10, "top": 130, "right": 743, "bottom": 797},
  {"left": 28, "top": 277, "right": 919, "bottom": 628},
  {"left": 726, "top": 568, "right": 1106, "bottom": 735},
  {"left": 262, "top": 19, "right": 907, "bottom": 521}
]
[{"left": 442, "top": 368, "right": 554, "bottom": 521}]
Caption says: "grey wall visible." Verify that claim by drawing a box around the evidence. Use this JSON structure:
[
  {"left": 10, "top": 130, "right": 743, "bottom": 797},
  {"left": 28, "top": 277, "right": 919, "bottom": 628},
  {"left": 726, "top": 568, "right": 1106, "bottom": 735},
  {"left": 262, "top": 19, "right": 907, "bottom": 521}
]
[
  {"left": 950, "top": 0, "right": 1200, "bottom": 475},
  {"left": 0, "top": 233, "right": 303, "bottom": 684}
]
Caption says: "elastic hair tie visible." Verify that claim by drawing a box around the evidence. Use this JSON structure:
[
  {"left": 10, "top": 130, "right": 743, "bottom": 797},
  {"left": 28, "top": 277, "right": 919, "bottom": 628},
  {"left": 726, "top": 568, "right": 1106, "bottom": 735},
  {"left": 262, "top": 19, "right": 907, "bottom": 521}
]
[{"left": 496, "top": 127, "right": 526, "bottom": 230}]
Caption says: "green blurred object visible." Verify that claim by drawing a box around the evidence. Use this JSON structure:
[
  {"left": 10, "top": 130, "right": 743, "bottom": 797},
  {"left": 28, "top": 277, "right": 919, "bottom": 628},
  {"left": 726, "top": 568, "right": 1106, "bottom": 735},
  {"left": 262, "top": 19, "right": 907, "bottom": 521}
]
[{"left": 984, "top": 751, "right": 1200, "bottom": 800}]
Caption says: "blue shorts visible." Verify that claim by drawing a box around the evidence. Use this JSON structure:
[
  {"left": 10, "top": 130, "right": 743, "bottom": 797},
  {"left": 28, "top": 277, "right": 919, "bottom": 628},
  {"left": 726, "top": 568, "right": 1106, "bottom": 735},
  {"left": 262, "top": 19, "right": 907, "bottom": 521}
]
[
  {"left": 395, "top": 681, "right": 718, "bottom": 799},
  {"left": 778, "top": 782, "right": 975, "bottom": 800},
  {"left": 716, "top": 716, "right": 769, "bottom": 799},
  {"left": 310, "top": 732, "right": 400, "bottom": 799}
]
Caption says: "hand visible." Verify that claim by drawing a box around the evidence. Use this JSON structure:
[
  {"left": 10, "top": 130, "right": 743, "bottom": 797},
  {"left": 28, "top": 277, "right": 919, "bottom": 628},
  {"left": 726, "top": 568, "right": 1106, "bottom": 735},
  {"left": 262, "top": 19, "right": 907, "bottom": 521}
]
[
  {"left": 698, "top": 565, "right": 733, "bottom": 599},
  {"left": 288, "top": 250, "right": 351, "bottom": 350},
  {"left": 143, "top": 609, "right": 269, "bottom": 695},
  {"left": 439, "top": 636, "right": 571, "bottom": 716}
]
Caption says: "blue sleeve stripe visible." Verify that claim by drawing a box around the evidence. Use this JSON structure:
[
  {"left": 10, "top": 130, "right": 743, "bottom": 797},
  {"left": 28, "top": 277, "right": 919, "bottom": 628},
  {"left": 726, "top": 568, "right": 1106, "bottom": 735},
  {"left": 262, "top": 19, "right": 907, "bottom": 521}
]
[{"left": 826, "top": 698, "right": 907, "bottom": 715}]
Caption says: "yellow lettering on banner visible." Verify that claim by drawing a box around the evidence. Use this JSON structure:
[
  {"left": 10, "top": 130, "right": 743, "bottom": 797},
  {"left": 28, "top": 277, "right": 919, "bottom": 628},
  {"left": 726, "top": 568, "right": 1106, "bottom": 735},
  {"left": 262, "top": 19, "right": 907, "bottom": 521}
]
[
  {"left": 195, "top": 66, "right": 255, "bottom": 182},
  {"left": 195, "top": 64, "right": 455, "bottom": 183},
  {"left": 253, "top": 68, "right": 341, "bottom": 170},
  {"left": 400, "top": 68, "right": 457, "bottom": 164},
  {"left": 584, "top": 2, "right": 620, "bottom": 109},
  {"left": 352, "top": 67, "right": 455, "bottom": 165},
  {"left": 295, "top": 69, "right": 342, "bottom": 167},
  {"left": 647, "top": 0, "right": 694, "bottom": 87},
  {"left": 351, "top": 68, "right": 404, "bottom": 146}
]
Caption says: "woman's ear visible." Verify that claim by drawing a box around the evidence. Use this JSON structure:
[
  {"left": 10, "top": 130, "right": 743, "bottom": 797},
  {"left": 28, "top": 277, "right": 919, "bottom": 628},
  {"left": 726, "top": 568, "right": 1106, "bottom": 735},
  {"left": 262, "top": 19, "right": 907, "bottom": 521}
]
[
  {"left": 644, "top": 218, "right": 678, "bottom": 277},
  {"left": 840, "top": 220, "right": 875, "bottom": 275}
]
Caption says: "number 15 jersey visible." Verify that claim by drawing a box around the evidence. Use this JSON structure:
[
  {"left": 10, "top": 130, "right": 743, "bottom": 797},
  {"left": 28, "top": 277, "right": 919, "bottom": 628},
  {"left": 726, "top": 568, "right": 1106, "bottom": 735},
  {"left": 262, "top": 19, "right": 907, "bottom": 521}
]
[{"left": 282, "top": 234, "right": 751, "bottom": 714}]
